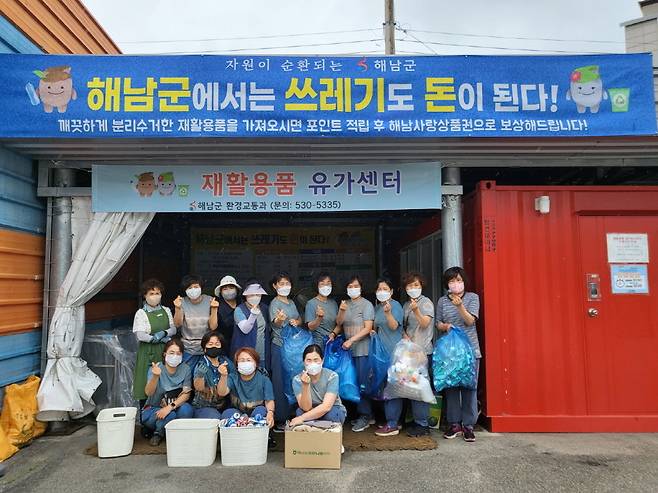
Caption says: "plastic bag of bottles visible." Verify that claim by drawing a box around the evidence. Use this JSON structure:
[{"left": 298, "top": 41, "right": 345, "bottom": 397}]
[
  {"left": 384, "top": 340, "right": 435, "bottom": 404},
  {"left": 323, "top": 336, "right": 360, "bottom": 403},
  {"left": 364, "top": 333, "right": 391, "bottom": 398},
  {"left": 282, "top": 324, "right": 314, "bottom": 404},
  {"left": 432, "top": 326, "right": 477, "bottom": 391}
]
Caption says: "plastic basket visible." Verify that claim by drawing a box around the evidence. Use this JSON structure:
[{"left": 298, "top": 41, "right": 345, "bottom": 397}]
[
  {"left": 165, "top": 419, "right": 219, "bottom": 467},
  {"left": 96, "top": 407, "right": 137, "bottom": 458},
  {"left": 219, "top": 426, "right": 269, "bottom": 466}
]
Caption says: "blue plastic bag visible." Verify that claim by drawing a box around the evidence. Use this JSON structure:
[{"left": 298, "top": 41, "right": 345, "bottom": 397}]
[
  {"left": 323, "top": 336, "right": 361, "bottom": 403},
  {"left": 365, "top": 334, "right": 391, "bottom": 398},
  {"left": 282, "top": 324, "right": 314, "bottom": 404},
  {"left": 432, "top": 326, "right": 477, "bottom": 391}
]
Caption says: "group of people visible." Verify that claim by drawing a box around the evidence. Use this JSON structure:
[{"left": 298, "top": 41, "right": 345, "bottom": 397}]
[{"left": 132, "top": 267, "right": 480, "bottom": 446}]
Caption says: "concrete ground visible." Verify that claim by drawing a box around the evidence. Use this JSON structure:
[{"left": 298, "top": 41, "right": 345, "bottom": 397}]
[{"left": 1, "top": 426, "right": 657, "bottom": 493}]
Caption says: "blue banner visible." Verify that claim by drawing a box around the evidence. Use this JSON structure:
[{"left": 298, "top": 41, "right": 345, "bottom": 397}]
[
  {"left": 91, "top": 163, "right": 441, "bottom": 213},
  {"left": 0, "top": 53, "right": 654, "bottom": 138}
]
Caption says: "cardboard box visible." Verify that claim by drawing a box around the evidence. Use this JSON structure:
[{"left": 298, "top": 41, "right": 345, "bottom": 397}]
[{"left": 284, "top": 427, "right": 342, "bottom": 469}]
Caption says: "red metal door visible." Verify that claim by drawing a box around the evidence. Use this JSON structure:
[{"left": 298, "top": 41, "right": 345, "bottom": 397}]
[{"left": 578, "top": 216, "right": 658, "bottom": 416}]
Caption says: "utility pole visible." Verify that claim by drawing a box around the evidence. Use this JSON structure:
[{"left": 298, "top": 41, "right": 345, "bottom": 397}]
[{"left": 384, "top": 0, "right": 395, "bottom": 55}]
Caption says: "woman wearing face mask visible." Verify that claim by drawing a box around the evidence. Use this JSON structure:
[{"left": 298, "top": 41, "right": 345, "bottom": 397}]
[
  {"left": 132, "top": 278, "right": 177, "bottom": 401},
  {"left": 173, "top": 274, "right": 219, "bottom": 372},
  {"left": 231, "top": 281, "right": 270, "bottom": 364},
  {"left": 269, "top": 272, "right": 303, "bottom": 430},
  {"left": 371, "top": 278, "right": 405, "bottom": 437},
  {"left": 436, "top": 266, "right": 481, "bottom": 443},
  {"left": 142, "top": 338, "right": 193, "bottom": 446},
  {"left": 331, "top": 275, "right": 375, "bottom": 433},
  {"left": 289, "top": 344, "right": 347, "bottom": 426},
  {"left": 214, "top": 275, "right": 242, "bottom": 350},
  {"left": 221, "top": 347, "right": 275, "bottom": 428},
  {"left": 191, "top": 331, "right": 235, "bottom": 419},
  {"left": 305, "top": 272, "right": 338, "bottom": 346},
  {"left": 401, "top": 271, "right": 435, "bottom": 437}
]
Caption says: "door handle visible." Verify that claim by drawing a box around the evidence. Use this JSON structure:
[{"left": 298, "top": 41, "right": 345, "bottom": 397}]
[{"left": 588, "top": 308, "right": 599, "bottom": 317}]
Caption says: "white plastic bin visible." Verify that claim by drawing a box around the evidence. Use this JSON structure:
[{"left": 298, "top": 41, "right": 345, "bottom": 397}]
[
  {"left": 96, "top": 407, "right": 137, "bottom": 458},
  {"left": 165, "top": 418, "right": 219, "bottom": 467},
  {"left": 219, "top": 426, "right": 269, "bottom": 466}
]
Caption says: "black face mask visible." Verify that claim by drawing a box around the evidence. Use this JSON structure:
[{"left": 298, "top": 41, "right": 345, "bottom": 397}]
[{"left": 205, "top": 347, "right": 222, "bottom": 358}]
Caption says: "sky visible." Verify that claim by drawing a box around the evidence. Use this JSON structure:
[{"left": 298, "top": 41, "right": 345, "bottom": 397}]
[{"left": 83, "top": 0, "right": 644, "bottom": 56}]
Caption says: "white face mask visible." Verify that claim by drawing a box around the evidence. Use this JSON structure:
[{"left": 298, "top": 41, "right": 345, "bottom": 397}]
[
  {"left": 186, "top": 287, "right": 202, "bottom": 300},
  {"left": 448, "top": 281, "right": 465, "bottom": 294},
  {"left": 318, "top": 285, "right": 332, "bottom": 297},
  {"left": 376, "top": 290, "right": 391, "bottom": 302},
  {"left": 406, "top": 288, "right": 422, "bottom": 299},
  {"left": 221, "top": 288, "right": 237, "bottom": 301},
  {"left": 276, "top": 285, "right": 291, "bottom": 297},
  {"left": 145, "top": 294, "right": 161, "bottom": 307},
  {"left": 347, "top": 287, "right": 361, "bottom": 299},
  {"left": 246, "top": 295, "right": 261, "bottom": 306},
  {"left": 305, "top": 362, "right": 322, "bottom": 376},
  {"left": 237, "top": 361, "right": 256, "bottom": 375},
  {"left": 165, "top": 354, "right": 182, "bottom": 368}
]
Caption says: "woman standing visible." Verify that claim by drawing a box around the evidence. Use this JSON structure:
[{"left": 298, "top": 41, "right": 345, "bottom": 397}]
[
  {"left": 401, "top": 272, "right": 434, "bottom": 437},
  {"left": 269, "top": 272, "right": 303, "bottom": 430},
  {"left": 371, "top": 278, "right": 405, "bottom": 437},
  {"left": 141, "top": 339, "right": 193, "bottom": 446},
  {"left": 192, "top": 331, "right": 234, "bottom": 419},
  {"left": 173, "top": 274, "right": 219, "bottom": 371},
  {"left": 305, "top": 272, "right": 338, "bottom": 347},
  {"left": 436, "top": 266, "right": 481, "bottom": 443},
  {"left": 132, "top": 278, "right": 177, "bottom": 401},
  {"left": 332, "top": 275, "right": 374, "bottom": 433},
  {"left": 214, "top": 275, "right": 241, "bottom": 350},
  {"left": 231, "top": 281, "right": 270, "bottom": 364}
]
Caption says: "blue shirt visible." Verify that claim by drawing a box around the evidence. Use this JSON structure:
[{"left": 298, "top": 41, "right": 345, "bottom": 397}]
[
  {"left": 269, "top": 298, "right": 301, "bottom": 347},
  {"left": 374, "top": 300, "right": 404, "bottom": 355},
  {"left": 227, "top": 369, "right": 274, "bottom": 413},
  {"left": 145, "top": 362, "right": 192, "bottom": 407},
  {"left": 192, "top": 355, "right": 235, "bottom": 409},
  {"left": 305, "top": 297, "right": 338, "bottom": 345}
]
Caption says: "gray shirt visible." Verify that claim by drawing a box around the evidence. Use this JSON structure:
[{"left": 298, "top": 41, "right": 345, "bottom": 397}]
[
  {"left": 403, "top": 295, "right": 435, "bottom": 355},
  {"left": 305, "top": 297, "right": 338, "bottom": 345},
  {"left": 292, "top": 368, "right": 345, "bottom": 414},
  {"left": 341, "top": 297, "right": 375, "bottom": 358},
  {"left": 181, "top": 294, "right": 213, "bottom": 355},
  {"left": 435, "top": 292, "right": 481, "bottom": 358},
  {"left": 269, "top": 297, "right": 301, "bottom": 347}
]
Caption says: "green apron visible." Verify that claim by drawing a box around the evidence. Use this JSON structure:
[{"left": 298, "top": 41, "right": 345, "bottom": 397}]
[{"left": 133, "top": 307, "right": 170, "bottom": 400}]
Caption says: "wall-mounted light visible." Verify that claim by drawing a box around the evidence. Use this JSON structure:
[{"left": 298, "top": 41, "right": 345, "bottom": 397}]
[{"left": 534, "top": 195, "right": 550, "bottom": 214}]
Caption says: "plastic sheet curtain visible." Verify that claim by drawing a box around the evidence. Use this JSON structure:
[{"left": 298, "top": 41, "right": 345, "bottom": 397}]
[{"left": 37, "top": 197, "right": 154, "bottom": 421}]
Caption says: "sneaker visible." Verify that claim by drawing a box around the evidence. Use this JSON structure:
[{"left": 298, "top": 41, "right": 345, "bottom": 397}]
[
  {"left": 443, "top": 424, "right": 463, "bottom": 439},
  {"left": 463, "top": 427, "right": 476, "bottom": 442},
  {"left": 268, "top": 435, "right": 278, "bottom": 449},
  {"left": 375, "top": 424, "right": 400, "bottom": 437},
  {"left": 350, "top": 417, "right": 375, "bottom": 426},
  {"left": 351, "top": 415, "right": 372, "bottom": 433},
  {"left": 149, "top": 434, "right": 163, "bottom": 446},
  {"left": 273, "top": 423, "right": 286, "bottom": 433},
  {"left": 407, "top": 424, "right": 430, "bottom": 437}
]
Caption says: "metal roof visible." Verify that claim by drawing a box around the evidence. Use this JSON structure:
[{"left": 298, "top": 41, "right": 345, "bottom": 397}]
[{"left": 3, "top": 136, "right": 658, "bottom": 167}]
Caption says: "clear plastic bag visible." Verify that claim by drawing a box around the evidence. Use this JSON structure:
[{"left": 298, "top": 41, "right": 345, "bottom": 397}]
[
  {"left": 432, "top": 327, "right": 477, "bottom": 391},
  {"left": 384, "top": 340, "right": 435, "bottom": 404},
  {"left": 281, "top": 324, "right": 314, "bottom": 404},
  {"left": 323, "top": 336, "right": 360, "bottom": 403},
  {"left": 365, "top": 334, "right": 391, "bottom": 398}
]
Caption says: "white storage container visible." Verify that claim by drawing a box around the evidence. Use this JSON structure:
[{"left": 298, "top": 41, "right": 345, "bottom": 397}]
[
  {"left": 96, "top": 407, "right": 137, "bottom": 458},
  {"left": 219, "top": 426, "right": 269, "bottom": 466},
  {"left": 165, "top": 418, "right": 219, "bottom": 467}
]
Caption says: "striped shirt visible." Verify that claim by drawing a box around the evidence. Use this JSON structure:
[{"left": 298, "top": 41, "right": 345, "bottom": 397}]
[{"left": 435, "top": 292, "right": 481, "bottom": 358}]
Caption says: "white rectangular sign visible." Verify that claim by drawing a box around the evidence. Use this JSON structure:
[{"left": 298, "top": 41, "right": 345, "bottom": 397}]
[{"left": 606, "top": 233, "right": 649, "bottom": 263}]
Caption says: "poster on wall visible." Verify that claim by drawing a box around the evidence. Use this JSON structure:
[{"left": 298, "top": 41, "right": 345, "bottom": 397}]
[
  {"left": 606, "top": 233, "right": 649, "bottom": 263},
  {"left": 190, "top": 226, "right": 376, "bottom": 294},
  {"left": 92, "top": 163, "right": 441, "bottom": 213},
  {"left": 610, "top": 264, "right": 649, "bottom": 294}
]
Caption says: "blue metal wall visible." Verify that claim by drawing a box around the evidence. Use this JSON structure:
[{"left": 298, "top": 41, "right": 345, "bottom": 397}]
[{"left": 0, "top": 15, "right": 44, "bottom": 404}]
